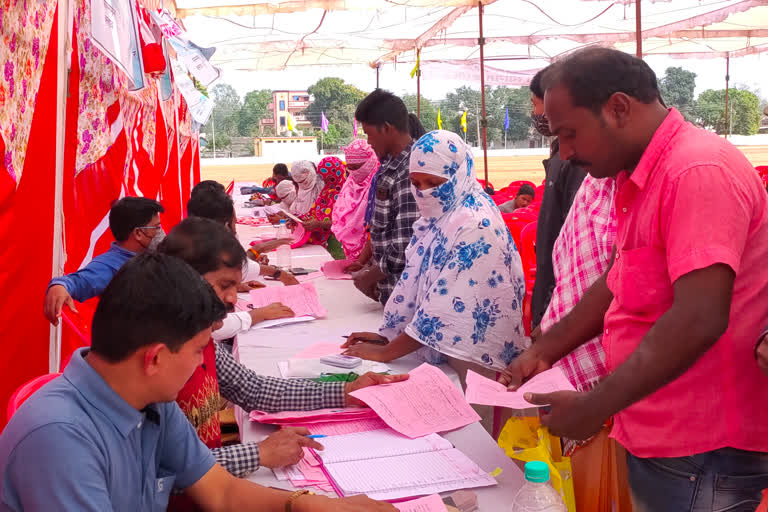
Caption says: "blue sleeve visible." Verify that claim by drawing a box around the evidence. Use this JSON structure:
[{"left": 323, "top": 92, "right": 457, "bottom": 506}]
[
  {"left": 2, "top": 424, "right": 114, "bottom": 512},
  {"left": 158, "top": 403, "right": 216, "bottom": 490},
  {"left": 47, "top": 259, "right": 116, "bottom": 303}
]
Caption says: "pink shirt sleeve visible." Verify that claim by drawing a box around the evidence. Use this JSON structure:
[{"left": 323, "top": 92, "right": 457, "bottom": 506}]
[{"left": 662, "top": 165, "right": 750, "bottom": 283}]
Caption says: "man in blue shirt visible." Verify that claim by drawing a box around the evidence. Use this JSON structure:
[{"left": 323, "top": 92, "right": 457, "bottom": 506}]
[
  {"left": 1, "top": 253, "right": 394, "bottom": 512},
  {"left": 43, "top": 196, "right": 164, "bottom": 325}
]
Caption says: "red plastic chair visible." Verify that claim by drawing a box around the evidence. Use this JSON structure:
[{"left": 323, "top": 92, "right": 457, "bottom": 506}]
[
  {"left": 756, "top": 165, "right": 768, "bottom": 178},
  {"left": 225, "top": 180, "right": 234, "bottom": 195},
  {"left": 520, "top": 222, "right": 538, "bottom": 336},
  {"left": 7, "top": 373, "right": 62, "bottom": 419},
  {"left": 535, "top": 184, "right": 545, "bottom": 199},
  {"left": 477, "top": 179, "right": 495, "bottom": 193},
  {"left": 503, "top": 211, "right": 537, "bottom": 252},
  {"left": 508, "top": 180, "right": 536, "bottom": 190},
  {"left": 60, "top": 298, "right": 99, "bottom": 371}
]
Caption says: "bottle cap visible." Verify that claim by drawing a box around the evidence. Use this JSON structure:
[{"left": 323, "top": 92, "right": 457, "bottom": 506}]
[
  {"left": 280, "top": 219, "right": 287, "bottom": 224},
  {"left": 524, "top": 461, "right": 550, "bottom": 483}
]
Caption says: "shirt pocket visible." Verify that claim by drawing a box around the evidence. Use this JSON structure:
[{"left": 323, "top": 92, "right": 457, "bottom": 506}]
[
  {"left": 370, "top": 182, "right": 391, "bottom": 230},
  {"left": 611, "top": 246, "right": 673, "bottom": 318},
  {"left": 152, "top": 475, "right": 176, "bottom": 508}
]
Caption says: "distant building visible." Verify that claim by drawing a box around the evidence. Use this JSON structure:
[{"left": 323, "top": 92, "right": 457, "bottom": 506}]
[
  {"left": 253, "top": 136, "right": 318, "bottom": 160},
  {"left": 259, "top": 91, "right": 313, "bottom": 135}
]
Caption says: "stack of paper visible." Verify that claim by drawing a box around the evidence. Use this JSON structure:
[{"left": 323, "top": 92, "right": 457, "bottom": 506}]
[
  {"left": 349, "top": 363, "right": 480, "bottom": 438},
  {"left": 278, "top": 358, "right": 390, "bottom": 379},
  {"left": 313, "top": 428, "right": 496, "bottom": 500},
  {"left": 395, "top": 495, "right": 449, "bottom": 512},
  {"left": 464, "top": 367, "right": 576, "bottom": 409},
  {"left": 249, "top": 407, "right": 378, "bottom": 425},
  {"left": 248, "top": 283, "right": 327, "bottom": 318},
  {"left": 321, "top": 260, "right": 354, "bottom": 280}
]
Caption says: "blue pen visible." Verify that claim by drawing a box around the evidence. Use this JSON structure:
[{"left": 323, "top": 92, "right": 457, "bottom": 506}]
[{"left": 306, "top": 434, "right": 326, "bottom": 439}]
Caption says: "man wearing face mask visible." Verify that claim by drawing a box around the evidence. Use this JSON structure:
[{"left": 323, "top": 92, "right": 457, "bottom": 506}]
[
  {"left": 529, "top": 67, "right": 587, "bottom": 335},
  {"left": 43, "top": 197, "right": 165, "bottom": 325}
]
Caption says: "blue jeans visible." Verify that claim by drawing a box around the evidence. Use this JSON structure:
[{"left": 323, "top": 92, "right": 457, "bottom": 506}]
[{"left": 626, "top": 448, "right": 768, "bottom": 512}]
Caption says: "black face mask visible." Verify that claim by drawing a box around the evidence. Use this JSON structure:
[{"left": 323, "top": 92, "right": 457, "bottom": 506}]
[{"left": 531, "top": 113, "right": 553, "bottom": 137}]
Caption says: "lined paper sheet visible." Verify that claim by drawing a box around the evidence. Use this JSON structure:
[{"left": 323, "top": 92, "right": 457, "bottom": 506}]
[
  {"left": 300, "top": 417, "right": 389, "bottom": 436},
  {"left": 395, "top": 495, "right": 448, "bottom": 512},
  {"left": 465, "top": 367, "right": 576, "bottom": 409},
  {"left": 248, "top": 283, "right": 327, "bottom": 318},
  {"left": 317, "top": 429, "right": 453, "bottom": 464},
  {"left": 250, "top": 407, "right": 378, "bottom": 424},
  {"left": 325, "top": 448, "right": 496, "bottom": 500},
  {"left": 349, "top": 363, "right": 480, "bottom": 438}
]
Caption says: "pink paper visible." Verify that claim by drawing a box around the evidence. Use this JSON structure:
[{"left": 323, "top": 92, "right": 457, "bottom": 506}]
[
  {"left": 395, "top": 495, "right": 448, "bottom": 512},
  {"left": 298, "top": 417, "right": 390, "bottom": 436},
  {"left": 349, "top": 363, "right": 480, "bottom": 438},
  {"left": 293, "top": 342, "right": 344, "bottom": 359},
  {"left": 297, "top": 271, "right": 324, "bottom": 283},
  {"left": 464, "top": 367, "right": 576, "bottom": 409},
  {"left": 248, "top": 283, "right": 327, "bottom": 318},
  {"left": 321, "top": 259, "right": 354, "bottom": 280},
  {"left": 250, "top": 407, "right": 378, "bottom": 424}
]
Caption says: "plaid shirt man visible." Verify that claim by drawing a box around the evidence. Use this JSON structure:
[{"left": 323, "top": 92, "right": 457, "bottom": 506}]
[
  {"left": 369, "top": 140, "right": 419, "bottom": 305},
  {"left": 211, "top": 343, "right": 346, "bottom": 477},
  {"left": 540, "top": 175, "right": 617, "bottom": 393}
]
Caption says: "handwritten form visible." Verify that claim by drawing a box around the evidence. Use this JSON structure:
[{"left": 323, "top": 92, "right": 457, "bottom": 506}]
[
  {"left": 349, "top": 363, "right": 480, "bottom": 438},
  {"left": 464, "top": 367, "right": 576, "bottom": 409},
  {"left": 317, "top": 428, "right": 453, "bottom": 464},
  {"left": 293, "top": 342, "right": 344, "bottom": 359},
  {"left": 248, "top": 283, "right": 327, "bottom": 318},
  {"left": 395, "top": 495, "right": 449, "bottom": 512},
  {"left": 321, "top": 260, "right": 354, "bottom": 280},
  {"left": 300, "top": 417, "right": 389, "bottom": 436}
]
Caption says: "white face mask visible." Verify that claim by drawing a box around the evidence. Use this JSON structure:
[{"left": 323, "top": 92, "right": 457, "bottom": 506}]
[
  {"left": 147, "top": 229, "right": 166, "bottom": 251},
  {"left": 411, "top": 183, "right": 447, "bottom": 220}
]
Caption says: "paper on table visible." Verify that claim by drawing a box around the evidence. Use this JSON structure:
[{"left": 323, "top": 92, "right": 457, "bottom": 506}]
[
  {"left": 293, "top": 342, "right": 345, "bottom": 359},
  {"left": 349, "top": 363, "right": 480, "bottom": 438},
  {"left": 464, "top": 367, "right": 576, "bottom": 409},
  {"left": 317, "top": 429, "right": 453, "bottom": 464},
  {"left": 298, "top": 417, "right": 389, "bottom": 436},
  {"left": 252, "top": 316, "right": 315, "bottom": 330},
  {"left": 321, "top": 260, "right": 354, "bottom": 280},
  {"left": 395, "top": 495, "right": 449, "bottom": 512},
  {"left": 297, "top": 271, "right": 324, "bottom": 282},
  {"left": 249, "top": 407, "right": 378, "bottom": 424},
  {"left": 248, "top": 283, "right": 327, "bottom": 318},
  {"left": 279, "top": 359, "right": 390, "bottom": 378}
]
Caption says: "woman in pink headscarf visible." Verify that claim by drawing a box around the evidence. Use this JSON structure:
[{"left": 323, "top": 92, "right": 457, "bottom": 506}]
[{"left": 331, "top": 139, "right": 379, "bottom": 260}]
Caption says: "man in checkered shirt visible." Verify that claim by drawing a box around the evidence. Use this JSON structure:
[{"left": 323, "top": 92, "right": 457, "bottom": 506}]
[
  {"left": 160, "top": 218, "right": 407, "bottom": 480},
  {"left": 352, "top": 89, "right": 420, "bottom": 305}
]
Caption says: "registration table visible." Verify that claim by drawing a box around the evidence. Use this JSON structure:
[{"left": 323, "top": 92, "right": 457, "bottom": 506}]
[{"left": 234, "top": 223, "right": 525, "bottom": 509}]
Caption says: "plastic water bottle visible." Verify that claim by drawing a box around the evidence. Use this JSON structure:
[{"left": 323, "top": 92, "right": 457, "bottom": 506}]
[
  {"left": 511, "top": 461, "right": 567, "bottom": 512},
  {"left": 275, "top": 219, "right": 292, "bottom": 270}
]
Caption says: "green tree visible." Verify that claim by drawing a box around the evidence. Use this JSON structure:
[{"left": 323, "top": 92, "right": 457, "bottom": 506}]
[
  {"left": 658, "top": 67, "right": 697, "bottom": 119},
  {"left": 695, "top": 88, "right": 761, "bottom": 135},
  {"left": 304, "top": 78, "right": 366, "bottom": 148},
  {"left": 202, "top": 83, "right": 241, "bottom": 149},
  {"left": 486, "top": 86, "right": 531, "bottom": 146},
  {"left": 403, "top": 94, "right": 439, "bottom": 133},
  {"left": 238, "top": 89, "right": 272, "bottom": 136},
  {"left": 440, "top": 86, "right": 482, "bottom": 145}
]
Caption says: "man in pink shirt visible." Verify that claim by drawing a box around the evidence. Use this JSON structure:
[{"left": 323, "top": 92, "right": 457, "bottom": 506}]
[{"left": 500, "top": 48, "right": 768, "bottom": 512}]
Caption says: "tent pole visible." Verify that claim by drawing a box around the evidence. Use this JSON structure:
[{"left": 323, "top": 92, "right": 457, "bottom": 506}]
[
  {"left": 724, "top": 54, "right": 730, "bottom": 140},
  {"left": 478, "top": 0, "right": 489, "bottom": 189},
  {"left": 376, "top": 65, "right": 380, "bottom": 88},
  {"left": 50, "top": 0, "right": 70, "bottom": 373},
  {"left": 416, "top": 49, "right": 421, "bottom": 117},
  {"left": 635, "top": 0, "right": 642, "bottom": 58}
]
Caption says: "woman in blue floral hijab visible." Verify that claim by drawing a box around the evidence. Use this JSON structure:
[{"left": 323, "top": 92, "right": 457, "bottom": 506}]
[{"left": 343, "top": 130, "right": 528, "bottom": 371}]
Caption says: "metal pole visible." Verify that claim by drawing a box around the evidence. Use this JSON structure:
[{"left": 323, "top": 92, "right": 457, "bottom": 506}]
[
  {"left": 635, "top": 0, "right": 642, "bottom": 58},
  {"left": 478, "top": 1, "right": 489, "bottom": 188},
  {"left": 376, "top": 66, "right": 380, "bottom": 88},
  {"left": 50, "top": 0, "right": 70, "bottom": 372},
  {"left": 212, "top": 112, "right": 216, "bottom": 158},
  {"left": 416, "top": 49, "right": 421, "bottom": 117},
  {"left": 725, "top": 54, "right": 730, "bottom": 139}
]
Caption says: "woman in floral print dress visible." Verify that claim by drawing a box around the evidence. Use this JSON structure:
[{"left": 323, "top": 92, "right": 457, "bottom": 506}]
[{"left": 343, "top": 130, "right": 528, "bottom": 374}]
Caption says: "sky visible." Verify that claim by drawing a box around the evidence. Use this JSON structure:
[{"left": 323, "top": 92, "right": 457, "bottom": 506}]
[{"left": 218, "top": 53, "right": 768, "bottom": 105}]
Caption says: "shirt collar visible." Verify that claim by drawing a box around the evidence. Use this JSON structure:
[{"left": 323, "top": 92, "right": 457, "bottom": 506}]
[
  {"left": 628, "top": 108, "right": 685, "bottom": 190},
  {"left": 110, "top": 241, "right": 137, "bottom": 258},
  {"left": 64, "top": 348, "right": 146, "bottom": 437},
  {"left": 381, "top": 140, "right": 414, "bottom": 167}
]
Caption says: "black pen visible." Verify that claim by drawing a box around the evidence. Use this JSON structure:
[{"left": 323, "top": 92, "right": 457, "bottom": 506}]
[{"left": 342, "top": 335, "right": 389, "bottom": 345}]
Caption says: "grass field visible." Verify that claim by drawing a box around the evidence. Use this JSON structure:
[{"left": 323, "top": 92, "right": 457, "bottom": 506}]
[{"left": 201, "top": 145, "right": 768, "bottom": 189}]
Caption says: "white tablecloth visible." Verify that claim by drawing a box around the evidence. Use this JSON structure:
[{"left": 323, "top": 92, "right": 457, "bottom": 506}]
[{"left": 234, "top": 225, "right": 525, "bottom": 509}]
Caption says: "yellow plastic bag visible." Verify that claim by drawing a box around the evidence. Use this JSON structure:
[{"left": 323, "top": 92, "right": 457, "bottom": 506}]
[{"left": 497, "top": 416, "right": 576, "bottom": 512}]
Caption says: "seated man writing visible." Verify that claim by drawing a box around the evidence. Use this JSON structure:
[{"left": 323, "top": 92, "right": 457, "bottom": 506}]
[
  {"left": 158, "top": 218, "right": 408, "bottom": 490},
  {"left": 0, "top": 253, "right": 395, "bottom": 511},
  {"left": 43, "top": 196, "right": 164, "bottom": 325}
]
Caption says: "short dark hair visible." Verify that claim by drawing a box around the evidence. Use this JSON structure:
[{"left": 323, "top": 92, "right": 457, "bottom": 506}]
[
  {"left": 542, "top": 48, "right": 660, "bottom": 114},
  {"left": 517, "top": 184, "right": 535, "bottom": 198},
  {"left": 158, "top": 216, "right": 247, "bottom": 276},
  {"left": 408, "top": 113, "right": 426, "bottom": 140},
  {"left": 91, "top": 253, "right": 226, "bottom": 362},
  {"left": 529, "top": 67, "right": 546, "bottom": 100},
  {"left": 109, "top": 197, "right": 164, "bottom": 242},
  {"left": 191, "top": 180, "right": 225, "bottom": 198},
  {"left": 186, "top": 189, "right": 235, "bottom": 225},
  {"left": 273, "top": 163, "right": 289, "bottom": 177},
  {"left": 355, "top": 89, "right": 409, "bottom": 133}
]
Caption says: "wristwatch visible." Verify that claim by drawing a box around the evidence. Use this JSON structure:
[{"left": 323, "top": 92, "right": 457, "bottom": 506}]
[
  {"left": 285, "top": 490, "right": 313, "bottom": 512},
  {"left": 271, "top": 268, "right": 283, "bottom": 279}
]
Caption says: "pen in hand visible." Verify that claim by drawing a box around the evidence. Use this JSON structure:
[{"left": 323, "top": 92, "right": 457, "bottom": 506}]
[{"left": 342, "top": 335, "right": 389, "bottom": 346}]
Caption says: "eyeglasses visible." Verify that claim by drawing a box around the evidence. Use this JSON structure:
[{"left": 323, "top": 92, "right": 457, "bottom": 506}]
[{"left": 136, "top": 225, "right": 163, "bottom": 230}]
